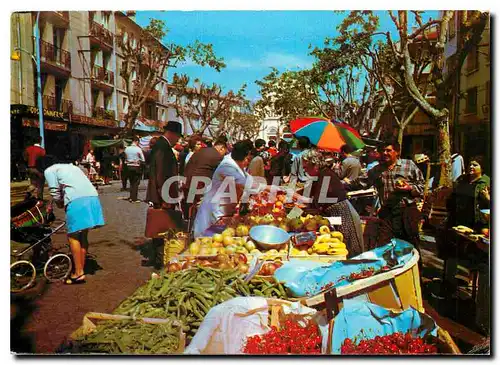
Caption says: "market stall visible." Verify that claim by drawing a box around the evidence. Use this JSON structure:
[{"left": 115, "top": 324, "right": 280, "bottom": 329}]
[{"left": 66, "top": 188, "right": 460, "bottom": 355}]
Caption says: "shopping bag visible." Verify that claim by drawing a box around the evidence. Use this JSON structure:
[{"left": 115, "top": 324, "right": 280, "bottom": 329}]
[{"left": 144, "top": 207, "right": 185, "bottom": 238}]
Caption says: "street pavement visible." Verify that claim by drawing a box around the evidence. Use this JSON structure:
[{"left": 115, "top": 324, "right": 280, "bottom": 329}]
[{"left": 11, "top": 180, "right": 158, "bottom": 354}]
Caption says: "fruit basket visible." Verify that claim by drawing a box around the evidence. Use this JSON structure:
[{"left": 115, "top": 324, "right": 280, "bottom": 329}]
[{"left": 288, "top": 228, "right": 348, "bottom": 262}]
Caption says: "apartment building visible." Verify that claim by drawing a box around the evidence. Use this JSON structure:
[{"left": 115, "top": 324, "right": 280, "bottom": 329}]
[
  {"left": 444, "top": 11, "right": 491, "bottom": 172},
  {"left": 10, "top": 11, "right": 175, "bottom": 164},
  {"left": 114, "top": 11, "right": 172, "bottom": 133}
]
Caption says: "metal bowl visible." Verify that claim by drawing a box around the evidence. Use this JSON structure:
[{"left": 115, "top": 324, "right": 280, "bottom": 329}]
[{"left": 249, "top": 225, "right": 290, "bottom": 250}]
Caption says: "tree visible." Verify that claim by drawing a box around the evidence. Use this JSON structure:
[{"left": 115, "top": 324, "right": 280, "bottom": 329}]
[
  {"left": 388, "top": 10, "right": 489, "bottom": 187},
  {"left": 313, "top": 11, "right": 417, "bottom": 143},
  {"left": 318, "top": 10, "right": 488, "bottom": 187},
  {"left": 118, "top": 18, "right": 225, "bottom": 134},
  {"left": 168, "top": 74, "right": 247, "bottom": 137},
  {"left": 254, "top": 68, "right": 321, "bottom": 123},
  {"left": 223, "top": 110, "right": 263, "bottom": 141}
]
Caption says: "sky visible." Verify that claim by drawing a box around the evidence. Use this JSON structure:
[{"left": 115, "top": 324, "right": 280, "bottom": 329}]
[{"left": 135, "top": 11, "right": 439, "bottom": 102}]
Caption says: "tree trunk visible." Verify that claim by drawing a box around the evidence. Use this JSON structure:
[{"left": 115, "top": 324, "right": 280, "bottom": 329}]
[
  {"left": 397, "top": 126, "right": 404, "bottom": 151},
  {"left": 121, "top": 108, "right": 140, "bottom": 137},
  {"left": 437, "top": 116, "right": 453, "bottom": 188}
]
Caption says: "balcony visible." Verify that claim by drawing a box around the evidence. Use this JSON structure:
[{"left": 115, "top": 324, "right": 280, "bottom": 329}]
[
  {"left": 92, "top": 106, "right": 116, "bottom": 121},
  {"left": 39, "top": 39, "right": 71, "bottom": 77},
  {"left": 147, "top": 89, "right": 159, "bottom": 102},
  {"left": 39, "top": 11, "right": 70, "bottom": 28},
  {"left": 89, "top": 21, "right": 114, "bottom": 51},
  {"left": 90, "top": 65, "right": 114, "bottom": 94},
  {"left": 43, "top": 95, "right": 73, "bottom": 119}
]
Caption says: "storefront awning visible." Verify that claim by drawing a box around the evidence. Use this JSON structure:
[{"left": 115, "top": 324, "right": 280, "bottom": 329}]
[
  {"left": 90, "top": 139, "right": 132, "bottom": 148},
  {"left": 119, "top": 119, "right": 159, "bottom": 132}
]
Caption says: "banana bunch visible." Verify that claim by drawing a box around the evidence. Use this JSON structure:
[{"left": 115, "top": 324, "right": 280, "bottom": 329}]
[
  {"left": 309, "top": 226, "right": 348, "bottom": 256},
  {"left": 453, "top": 225, "right": 474, "bottom": 234},
  {"left": 163, "top": 239, "right": 186, "bottom": 265}
]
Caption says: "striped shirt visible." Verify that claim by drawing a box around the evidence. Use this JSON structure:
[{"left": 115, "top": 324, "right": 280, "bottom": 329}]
[{"left": 350, "top": 159, "right": 424, "bottom": 207}]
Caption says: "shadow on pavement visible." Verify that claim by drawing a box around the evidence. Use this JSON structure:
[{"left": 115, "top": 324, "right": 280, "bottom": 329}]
[
  {"left": 121, "top": 237, "right": 163, "bottom": 270},
  {"left": 85, "top": 255, "right": 104, "bottom": 275},
  {"left": 11, "top": 280, "right": 50, "bottom": 354}
]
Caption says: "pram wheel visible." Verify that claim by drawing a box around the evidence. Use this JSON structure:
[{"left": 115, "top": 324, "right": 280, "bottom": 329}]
[
  {"left": 11, "top": 260, "right": 36, "bottom": 292},
  {"left": 44, "top": 254, "right": 72, "bottom": 282}
]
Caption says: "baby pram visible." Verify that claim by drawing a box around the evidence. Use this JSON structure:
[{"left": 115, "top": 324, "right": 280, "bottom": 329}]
[{"left": 10, "top": 198, "right": 72, "bottom": 293}]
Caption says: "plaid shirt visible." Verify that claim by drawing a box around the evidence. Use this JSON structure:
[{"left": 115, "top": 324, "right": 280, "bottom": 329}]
[{"left": 350, "top": 159, "right": 424, "bottom": 207}]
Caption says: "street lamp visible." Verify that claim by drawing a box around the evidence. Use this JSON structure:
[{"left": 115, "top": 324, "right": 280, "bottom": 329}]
[{"left": 11, "top": 12, "right": 45, "bottom": 148}]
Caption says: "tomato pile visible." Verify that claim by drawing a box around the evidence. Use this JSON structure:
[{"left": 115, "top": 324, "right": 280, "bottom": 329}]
[
  {"left": 340, "top": 332, "right": 438, "bottom": 354},
  {"left": 243, "top": 319, "right": 322, "bottom": 354}
]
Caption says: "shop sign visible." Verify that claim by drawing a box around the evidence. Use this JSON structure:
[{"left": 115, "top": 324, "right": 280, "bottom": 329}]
[
  {"left": 71, "top": 114, "right": 118, "bottom": 128},
  {"left": 22, "top": 118, "right": 68, "bottom": 131},
  {"left": 11, "top": 104, "right": 65, "bottom": 120}
]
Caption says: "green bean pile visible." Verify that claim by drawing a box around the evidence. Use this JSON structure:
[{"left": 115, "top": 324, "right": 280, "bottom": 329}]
[
  {"left": 113, "top": 267, "right": 289, "bottom": 342},
  {"left": 72, "top": 319, "right": 182, "bottom": 354}
]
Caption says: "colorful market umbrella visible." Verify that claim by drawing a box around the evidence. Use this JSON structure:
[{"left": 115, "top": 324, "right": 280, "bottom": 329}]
[{"left": 290, "top": 117, "right": 365, "bottom": 152}]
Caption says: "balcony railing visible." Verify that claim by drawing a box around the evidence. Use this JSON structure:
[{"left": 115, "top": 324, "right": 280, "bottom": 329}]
[
  {"left": 91, "top": 65, "right": 114, "bottom": 85},
  {"left": 40, "top": 11, "right": 70, "bottom": 27},
  {"left": 39, "top": 39, "right": 71, "bottom": 70},
  {"left": 90, "top": 21, "right": 114, "bottom": 47},
  {"left": 43, "top": 95, "right": 73, "bottom": 117},
  {"left": 147, "top": 89, "right": 159, "bottom": 102},
  {"left": 92, "top": 107, "right": 116, "bottom": 120}
]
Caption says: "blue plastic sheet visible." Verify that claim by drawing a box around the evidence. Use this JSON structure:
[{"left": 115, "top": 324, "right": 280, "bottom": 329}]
[
  {"left": 330, "top": 302, "right": 438, "bottom": 354},
  {"left": 274, "top": 239, "right": 415, "bottom": 298}
]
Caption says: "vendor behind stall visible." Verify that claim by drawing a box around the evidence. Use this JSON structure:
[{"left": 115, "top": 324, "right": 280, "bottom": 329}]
[
  {"left": 296, "top": 148, "right": 365, "bottom": 257},
  {"left": 346, "top": 140, "right": 424, "bottom": 251},
  {"left": 447, "top": 156, "right": 490, "bottom": 232},
  {"left": 193, "top": 140, "right": 255, "bottom": 237}
]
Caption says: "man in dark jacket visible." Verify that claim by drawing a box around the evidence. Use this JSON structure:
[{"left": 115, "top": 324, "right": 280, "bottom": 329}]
[
  {"left": 183, "top": 136, "right": 228, "bottom": 216},
  {"left": 146, "top": 122, "right": 182, "bottom": 209},
  {"left": 145, "top": 121, "right": 183, "bottom": 269}
]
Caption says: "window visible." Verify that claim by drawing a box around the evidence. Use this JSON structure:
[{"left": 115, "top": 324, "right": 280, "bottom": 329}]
[
  {"left": 144, "top": 102, "right": 155, "bottom": 119},
  {"left": 465, "top": 87, "right": 477, "bottom": 114},
  {"left": 466, "top": 45, "right": 479, "bottom": 72},
  {"left": 55, "top": 78, "right": 67, "bottom": 108},
  {"left": 102, "top": 12, "right": 110, "bottom": 28},
  {"left": 105, "top": 95, "right": 112, "bottom": 110},
  {"left": 122, "top": 97, "right": 128, "bottom": 113}
]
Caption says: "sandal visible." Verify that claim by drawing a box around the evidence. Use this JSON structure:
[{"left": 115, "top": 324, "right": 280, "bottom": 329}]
[{"left": 65, "top": 274, "right": 86, "bottom": 285}]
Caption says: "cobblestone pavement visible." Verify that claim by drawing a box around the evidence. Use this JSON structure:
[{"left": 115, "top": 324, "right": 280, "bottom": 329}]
[{"left": 11, "top": 180, "right": 159, "bottom": 354}]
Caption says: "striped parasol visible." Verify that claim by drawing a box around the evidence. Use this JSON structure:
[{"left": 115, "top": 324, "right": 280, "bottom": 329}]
[{"left": 290, "top": 117, "right": 365, "bottom": 152}]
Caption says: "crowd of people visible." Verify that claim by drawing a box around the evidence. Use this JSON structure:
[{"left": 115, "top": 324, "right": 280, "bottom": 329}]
[{"left": 19, "top": 120, "right": 491, "bottom": 280}]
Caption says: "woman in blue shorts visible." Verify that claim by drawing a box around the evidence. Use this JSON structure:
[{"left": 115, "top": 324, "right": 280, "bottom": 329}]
[{"left": 41, "top": 156, "right": 105, "bottom": 284}]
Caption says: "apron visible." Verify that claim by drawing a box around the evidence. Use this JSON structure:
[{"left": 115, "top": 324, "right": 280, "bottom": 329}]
[{"left": 193, "top": 155, "right": 253, "bottom": 237}]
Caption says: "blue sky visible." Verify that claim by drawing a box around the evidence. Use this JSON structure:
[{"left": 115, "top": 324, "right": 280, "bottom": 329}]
[{"left": 136, "top": 11, "right": 439, "bottom": 102}]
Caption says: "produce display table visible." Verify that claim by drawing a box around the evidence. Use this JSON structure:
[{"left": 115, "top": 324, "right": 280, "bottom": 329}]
[
  {"left": 441, "top": 229, "right": 489, "bottom": 333},
  {"left": 296, "top": 249, "right": 423, "bottom": 315}
]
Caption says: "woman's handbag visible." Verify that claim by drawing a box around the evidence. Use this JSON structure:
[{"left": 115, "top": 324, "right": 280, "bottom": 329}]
[{"left": 144, "top": 207, "right": 185, "bottom": 238}]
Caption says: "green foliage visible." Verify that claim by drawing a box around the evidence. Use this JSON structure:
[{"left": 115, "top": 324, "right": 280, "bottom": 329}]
[
  {"left": 187, "top": 40, "right": 226, "bottom": 72},
  {"left": 118, "top": 17, "right": 226, "bottom": 133},
  {"left": 169, "top": 74, "right": 247, "bottom": 136}
]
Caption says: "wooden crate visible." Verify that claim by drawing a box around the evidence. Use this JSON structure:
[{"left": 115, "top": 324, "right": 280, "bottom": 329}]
[
  {"left": 70, "top": 312, "right": 185, "bottom": 354},
  {"left": 297, "top": 249, "right": 424, "bottom": 314}
]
